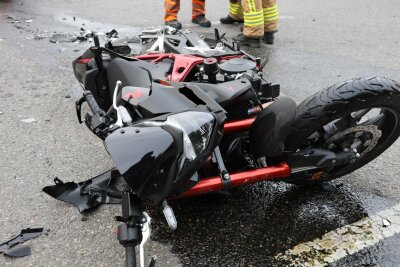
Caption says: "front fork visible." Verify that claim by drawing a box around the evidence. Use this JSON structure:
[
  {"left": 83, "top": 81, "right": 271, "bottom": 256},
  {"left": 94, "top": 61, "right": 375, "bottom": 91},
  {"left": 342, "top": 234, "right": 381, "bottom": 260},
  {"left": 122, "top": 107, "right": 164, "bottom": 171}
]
[{"left": 115, "top": 192, "right": 156, "bottom": 267}]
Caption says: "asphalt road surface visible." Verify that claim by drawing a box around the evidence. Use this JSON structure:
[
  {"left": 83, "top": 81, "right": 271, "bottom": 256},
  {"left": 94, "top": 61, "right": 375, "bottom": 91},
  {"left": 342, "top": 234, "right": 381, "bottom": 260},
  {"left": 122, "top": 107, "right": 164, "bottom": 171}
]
[{"left": 0, "top": 0, "right": 400, "bottom": 266}]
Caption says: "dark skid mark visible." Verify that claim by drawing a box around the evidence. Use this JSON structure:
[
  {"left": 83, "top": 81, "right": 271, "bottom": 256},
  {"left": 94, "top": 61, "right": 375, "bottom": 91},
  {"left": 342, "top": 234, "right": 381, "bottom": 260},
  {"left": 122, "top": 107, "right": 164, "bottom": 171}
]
[{"left": 147, "top": 182, "right": 372, "bottom": 266}]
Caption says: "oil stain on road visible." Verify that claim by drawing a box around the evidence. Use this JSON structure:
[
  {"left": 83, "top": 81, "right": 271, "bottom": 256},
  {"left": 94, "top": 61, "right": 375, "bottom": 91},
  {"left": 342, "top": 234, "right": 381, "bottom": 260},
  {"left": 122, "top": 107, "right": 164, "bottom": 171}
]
[{"left": 147, "top": 181, "right": 399, "bottom": 266}]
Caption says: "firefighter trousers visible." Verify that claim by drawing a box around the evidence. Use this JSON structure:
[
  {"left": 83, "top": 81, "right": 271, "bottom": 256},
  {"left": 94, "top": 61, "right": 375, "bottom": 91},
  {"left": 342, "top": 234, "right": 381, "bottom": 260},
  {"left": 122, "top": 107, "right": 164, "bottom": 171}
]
[
  {"left": 164, "top": 0, "right": 206, "bottom": 22},
  {"left": 228, "top": 0, "right": 278, "bottom": 37}
]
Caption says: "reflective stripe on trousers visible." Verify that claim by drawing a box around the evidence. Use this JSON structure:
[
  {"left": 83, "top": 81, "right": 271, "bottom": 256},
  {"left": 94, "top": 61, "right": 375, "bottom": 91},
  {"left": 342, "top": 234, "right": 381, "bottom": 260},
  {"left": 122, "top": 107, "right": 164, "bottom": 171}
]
[
  {"left": 242, "top": 0, "right": 264, "bottom": 37},
  {"left": 262, "top": 0, "right": 278, "bottom": 32},
  {"left": 229, "top": 0, "right": 243, "bottom": 20},
  {"left": 241, "top": 0, "right": 278, "bottom": 37}
]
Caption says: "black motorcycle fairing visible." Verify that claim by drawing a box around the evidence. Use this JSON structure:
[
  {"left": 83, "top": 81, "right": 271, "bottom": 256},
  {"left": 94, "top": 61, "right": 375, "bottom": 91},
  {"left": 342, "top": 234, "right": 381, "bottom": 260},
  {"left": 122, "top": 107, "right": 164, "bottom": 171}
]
[
  {"left": 106, "top": 58, "right": 152, "bottom": 98},
  {"left": 105, "top": 125, "right": 179, "bottom": 200},
  {"left": 183, "top": 79, "right": 253, "bottom": 107},
  {"left": 135, "top": 83, "right": 200, "bottom": 117},
  {"left": 133, "top": 81, "right": 226, "bottom": 119},
  {"left": 249, "top": 97, "right": 297, "bottom": 159},
  {"left": 106, "top": 107, "right": 226, "bottom": 202}
]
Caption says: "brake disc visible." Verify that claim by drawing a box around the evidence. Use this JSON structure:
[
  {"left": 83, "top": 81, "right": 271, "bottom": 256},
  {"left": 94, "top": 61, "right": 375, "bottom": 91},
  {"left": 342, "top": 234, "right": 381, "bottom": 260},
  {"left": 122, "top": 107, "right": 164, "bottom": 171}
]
[{"left": 326, "top": 125, "right": 382, "bottom": 157}]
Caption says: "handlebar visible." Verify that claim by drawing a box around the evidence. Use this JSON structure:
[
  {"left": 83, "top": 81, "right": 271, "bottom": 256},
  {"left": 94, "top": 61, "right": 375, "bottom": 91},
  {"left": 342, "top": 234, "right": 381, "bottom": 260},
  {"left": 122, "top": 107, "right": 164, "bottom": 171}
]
[{"left": 83, "top": 90, "right": 105, "bottom": 116}]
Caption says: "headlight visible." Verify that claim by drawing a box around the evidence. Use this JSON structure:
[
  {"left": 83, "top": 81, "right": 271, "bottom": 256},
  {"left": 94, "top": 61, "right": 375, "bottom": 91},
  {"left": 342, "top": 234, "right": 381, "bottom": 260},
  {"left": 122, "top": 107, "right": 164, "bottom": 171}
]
[
  {"left": 142, "top": 111, "right": 215, "bottom": 161},
  {"left": 166, "top": 111, "right": 214, "bottom": 160}
]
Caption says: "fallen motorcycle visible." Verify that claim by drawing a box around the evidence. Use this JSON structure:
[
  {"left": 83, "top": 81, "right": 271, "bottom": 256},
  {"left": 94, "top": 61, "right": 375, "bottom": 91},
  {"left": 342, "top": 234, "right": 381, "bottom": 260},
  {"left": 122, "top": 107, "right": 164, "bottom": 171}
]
[{"left": 66, "top": 29, "right": 400, "bottom": 266}]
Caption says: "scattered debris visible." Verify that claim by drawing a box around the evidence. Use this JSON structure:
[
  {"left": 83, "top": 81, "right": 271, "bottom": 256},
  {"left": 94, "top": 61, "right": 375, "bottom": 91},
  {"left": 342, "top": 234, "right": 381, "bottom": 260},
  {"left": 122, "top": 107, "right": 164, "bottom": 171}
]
[
  {"left": 34, "top": 34, "right": 46, "bottom": 40},
  {"left": 382, "top": 219, "right": 391, "bottom": 227},
  {"left": 50, "top": 33, "right": 77, "bottom": 43},
  {"left": 77, "top": 29, "right": 94, "bottom": 41},
  {"left": 58, "top": 47, "right": 66, "bottom": 53},
  {"left": 3, "top": 246, "right": 31, "bottom": 258},
  {"left": 0, "top": 228, "right": 43, "bottom": 258},
  {"left": 43, "top": 169, "right": 122, "bottom": 213},
  {"left": 20, "top": 118, "right": 37, "bottom": 123},
  {"left": 24, "top": 19, "right": 34, "bottom": 23},
  {"left": 73, "top": 16, "right": 76, "bottom": 21},
  {"left": 0, "top": 112, "right": 3, "bottom": 115},
  {"left": 65, "top": 94, "right": 71, "bottom": 98},
  {"left": 106, "top": 29, "right": 118, "bottom": 39}
]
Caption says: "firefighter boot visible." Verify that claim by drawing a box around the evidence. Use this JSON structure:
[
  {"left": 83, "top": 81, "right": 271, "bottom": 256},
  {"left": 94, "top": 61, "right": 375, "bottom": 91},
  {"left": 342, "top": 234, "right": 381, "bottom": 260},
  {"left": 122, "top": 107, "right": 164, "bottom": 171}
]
[
  {"left": 220, "top": 16, "right": 244, "bottom": 24},
  {"left": 165, "top": 20, "right": 182, "bottom": 30},
  {"left": 192, "top": 15, "right": 211, "bottom": 27},
  {"left": 263, "top": 31, "right": 276, "bottom": 44},
  {"left": 233, "top": 33, "right": 261, "bottom": 48}
]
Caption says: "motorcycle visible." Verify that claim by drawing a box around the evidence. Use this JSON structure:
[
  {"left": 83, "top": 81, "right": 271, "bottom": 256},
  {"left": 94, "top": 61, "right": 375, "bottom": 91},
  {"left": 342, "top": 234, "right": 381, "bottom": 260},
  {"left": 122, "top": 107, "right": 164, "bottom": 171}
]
[{"left": 69, "top": 29, "right": 400, "bottom": 266}]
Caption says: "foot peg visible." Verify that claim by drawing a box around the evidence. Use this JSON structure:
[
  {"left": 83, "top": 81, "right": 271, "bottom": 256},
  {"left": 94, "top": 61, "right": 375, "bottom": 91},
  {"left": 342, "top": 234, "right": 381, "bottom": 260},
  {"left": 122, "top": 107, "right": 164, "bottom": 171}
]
[{"left": 162, "top": 200, "right": 177, "bottom": 230}]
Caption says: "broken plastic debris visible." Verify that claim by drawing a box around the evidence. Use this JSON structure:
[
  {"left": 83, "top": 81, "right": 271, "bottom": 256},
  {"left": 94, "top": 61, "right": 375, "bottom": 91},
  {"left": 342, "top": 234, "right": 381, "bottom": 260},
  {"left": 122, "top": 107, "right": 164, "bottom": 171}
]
[
  {"left": 43, "top": 169, "right": 122, "bottom": 213},
  {"left": 20, "top": 118, "right": 36, "bottom": 123},
  {"left": 25, "top": 19, "right": 33, "bottom": 23},
  {"left": 3, "top": 246, "right": 31, "bottom": 257},
  {"left": 106, "top": 29, "right": 118, "bottom": 39},
  {"left": 382, "top": 219, "right": 391, "bottom": 227},
  {"left": 0, "top": 228, "right": 43, "bottom": 257}
]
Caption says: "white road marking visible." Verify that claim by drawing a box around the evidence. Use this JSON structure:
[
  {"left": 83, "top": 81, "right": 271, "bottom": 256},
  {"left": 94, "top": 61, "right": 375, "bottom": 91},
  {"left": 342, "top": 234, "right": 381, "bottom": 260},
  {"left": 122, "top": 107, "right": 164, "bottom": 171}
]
[{"left": 275, "top": 203, "right": 400, "bottom": 266}]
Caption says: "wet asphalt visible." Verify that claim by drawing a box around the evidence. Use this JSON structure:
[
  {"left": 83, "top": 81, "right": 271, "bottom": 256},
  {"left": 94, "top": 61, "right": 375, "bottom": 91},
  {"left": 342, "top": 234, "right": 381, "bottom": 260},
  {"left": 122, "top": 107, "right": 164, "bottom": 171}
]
[{"left": 0, "top": 0, "right": 400, "bottom": 266}]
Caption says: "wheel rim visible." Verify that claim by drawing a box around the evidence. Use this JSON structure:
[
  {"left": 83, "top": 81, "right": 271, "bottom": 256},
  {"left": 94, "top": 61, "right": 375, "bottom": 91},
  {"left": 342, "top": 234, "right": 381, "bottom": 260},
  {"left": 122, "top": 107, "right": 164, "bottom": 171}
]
[{"left": 297, "top": 106, "right": 400, "bottom": 177}]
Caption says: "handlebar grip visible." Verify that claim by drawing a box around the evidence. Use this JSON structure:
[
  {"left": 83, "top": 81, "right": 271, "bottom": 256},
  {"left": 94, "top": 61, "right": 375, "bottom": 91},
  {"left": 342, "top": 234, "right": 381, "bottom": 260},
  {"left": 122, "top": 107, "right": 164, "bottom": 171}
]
[{"left": 83, "top": 91, "right": 104, "bottom": 115}]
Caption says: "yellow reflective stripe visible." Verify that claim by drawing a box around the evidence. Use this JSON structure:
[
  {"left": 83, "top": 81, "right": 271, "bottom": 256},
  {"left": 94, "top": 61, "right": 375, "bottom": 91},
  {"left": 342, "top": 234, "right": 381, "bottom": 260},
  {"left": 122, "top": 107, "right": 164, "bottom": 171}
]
[
  {"left": 263, "top": 9, "right": 278, "bottom": 15},
  {"left": 263, "top": 5, "right": 277, "bottom": 12},
  {"left": 263, "top": 6, "right": 278, "bottom": 21},
  {"left": 244, "top": 10, "right": 263, "bottom": 17},
  {"left": 229, "top": 3, "right": 241, "bottom": 8},
  {"left": 229, "top": 7, "right": 242, "bottom": 15},
  {"left": 263, "top": 11, "right": 278, "bottom": 17},
  {"left": 264, "top": 13, "right": 279, "bottom": 21},
  {"left": 247, "top": 0, "right": 256, "bottom": 13},
  {"left": 244, "top": 14, "right": 263, "bottom": 20},
  {"left": 229, "top": 2, "right": 242, "bottom": 13},
  {"left": 244, "top": 20, "right": 264, "bottom": 26},
  {"left": 264, "top": 16, "right": 278, "bottom": 22}
]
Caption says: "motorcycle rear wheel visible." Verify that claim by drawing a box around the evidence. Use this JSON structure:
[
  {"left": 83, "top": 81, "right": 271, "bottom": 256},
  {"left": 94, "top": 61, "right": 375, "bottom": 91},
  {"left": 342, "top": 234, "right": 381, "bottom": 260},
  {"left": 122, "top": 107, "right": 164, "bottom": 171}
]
[{"left": 283, "top": 77, "right": 400, "bottom": 185}]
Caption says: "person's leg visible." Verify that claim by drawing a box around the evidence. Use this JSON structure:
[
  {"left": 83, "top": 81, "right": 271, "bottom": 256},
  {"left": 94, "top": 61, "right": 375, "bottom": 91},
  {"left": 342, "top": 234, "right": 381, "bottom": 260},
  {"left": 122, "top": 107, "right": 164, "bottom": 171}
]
[
  {"left": 233, "top": 0, "right": 263, "bottom": 47},
  {"left": 220, "top": 0, "right": 244, "bottom": 24},
  {"left": 164, "top": 0, "right": 182, "bottom": 29},
  {"left": 262, "top": 0, "right": 278, "bottom": 44},
  {"left": 192, "top": 0, "right": 211, "bottom": 27}
]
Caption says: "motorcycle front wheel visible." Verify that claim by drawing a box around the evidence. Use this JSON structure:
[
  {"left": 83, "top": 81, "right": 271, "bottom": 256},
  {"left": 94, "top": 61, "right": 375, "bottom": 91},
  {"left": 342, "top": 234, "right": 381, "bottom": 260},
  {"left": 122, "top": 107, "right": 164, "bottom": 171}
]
[{"left": 283, "top": 77, "right": 400, "bottom": 185}]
